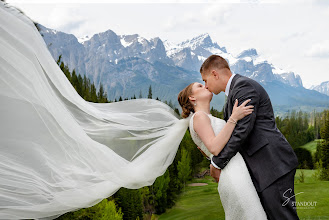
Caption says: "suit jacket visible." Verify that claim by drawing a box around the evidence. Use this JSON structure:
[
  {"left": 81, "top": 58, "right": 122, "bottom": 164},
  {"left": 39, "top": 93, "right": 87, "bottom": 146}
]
[{"left": 212, "top": 74, "right": 298, "bottom": 192}]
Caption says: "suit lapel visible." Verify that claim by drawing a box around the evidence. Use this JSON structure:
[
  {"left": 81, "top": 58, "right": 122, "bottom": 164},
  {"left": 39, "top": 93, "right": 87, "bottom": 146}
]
[
  {"left": 225, "top": 74, "right": 240, "bottom": 120},
  {"left": 224, "top": 96, "right": 228, "bottom": 121}
]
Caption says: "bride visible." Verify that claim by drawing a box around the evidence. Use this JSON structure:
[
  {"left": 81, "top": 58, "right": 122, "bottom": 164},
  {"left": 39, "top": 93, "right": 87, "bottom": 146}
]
[{"left": 178, "top": 82, "right": 268, "bottom": 220}]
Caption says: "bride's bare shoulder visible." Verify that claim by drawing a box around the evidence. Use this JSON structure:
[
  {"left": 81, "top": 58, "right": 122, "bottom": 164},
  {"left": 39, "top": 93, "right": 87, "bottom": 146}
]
[
  {"left": 193, "top": 111, "right": 210, "bottom": 120},
  {"left": 193, "top": 111, "right": 211, "bottom": 128}
]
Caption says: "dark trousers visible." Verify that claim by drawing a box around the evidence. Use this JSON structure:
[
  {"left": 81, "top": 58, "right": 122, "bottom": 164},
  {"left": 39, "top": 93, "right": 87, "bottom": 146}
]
[{"left": 257, "top": 168, "right": 300, "bottom": 220}]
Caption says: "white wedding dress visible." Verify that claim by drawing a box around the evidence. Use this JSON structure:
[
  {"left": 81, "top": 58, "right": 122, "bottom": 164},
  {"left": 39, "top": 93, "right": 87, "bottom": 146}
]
[{"left": 189, "top": 111, "right": 268, "bottom": 220}]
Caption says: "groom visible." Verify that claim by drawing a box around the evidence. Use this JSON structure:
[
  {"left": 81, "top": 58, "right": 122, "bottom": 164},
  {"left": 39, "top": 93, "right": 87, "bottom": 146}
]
[{"left": 200, "top": 55, "right": 299, "bottom": 220}]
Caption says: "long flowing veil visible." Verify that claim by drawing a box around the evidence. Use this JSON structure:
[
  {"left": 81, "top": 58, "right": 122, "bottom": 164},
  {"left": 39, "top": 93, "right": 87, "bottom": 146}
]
[{"left": 0, "top": 2, "right": 191, "bottom": 219}]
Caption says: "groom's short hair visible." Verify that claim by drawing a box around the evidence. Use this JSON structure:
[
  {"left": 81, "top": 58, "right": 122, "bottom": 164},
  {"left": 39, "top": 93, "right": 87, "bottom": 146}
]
[{"left": 200, "top": 55, "right": 230, "bottom": 74}]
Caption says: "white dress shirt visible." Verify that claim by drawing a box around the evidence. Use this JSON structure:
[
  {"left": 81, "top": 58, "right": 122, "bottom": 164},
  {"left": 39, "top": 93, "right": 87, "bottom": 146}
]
[{"left": 211, "top": 73, "right": 236, "bottom": 170}]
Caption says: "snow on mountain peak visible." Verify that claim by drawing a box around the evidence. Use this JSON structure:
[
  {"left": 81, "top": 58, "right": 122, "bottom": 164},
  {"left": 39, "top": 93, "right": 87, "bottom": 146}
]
[
  {"left": 179, "top": 33, "right": 214, "bottom": 50},
  {"left": 39, "top": 25, "right": 58, "bottom": 35},
  {"left": 309, "top": 81, "right": 329, "bottom": 96},
  {"left": 137, "top": 36, "right": 146, "bottom": 44},
  {"left": 163, "top": 40, "right": 184, "bottom": 57},
  {"left": 120, "top": 37, "right": 133, "bottom": 48},
  {"left": 272, "top": 66, "right": 287, "bottom": 75},
  {"left": 77, "top": 35, "right": 90, "bottom": 44},
  {"left": 118, "top": 34, "right": 150, "bottom": 48},
  {"left": 195, "top": 33, "right": 210, "bottom": 41},
  {"left": 238, "top": 48, "right": 258, "bottom": 59}
]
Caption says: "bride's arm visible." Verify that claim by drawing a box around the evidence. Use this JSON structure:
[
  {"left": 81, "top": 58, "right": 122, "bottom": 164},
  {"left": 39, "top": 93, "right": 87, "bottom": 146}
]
[{"left": 193, "top": 99, "right": 253, "bottom": 156}]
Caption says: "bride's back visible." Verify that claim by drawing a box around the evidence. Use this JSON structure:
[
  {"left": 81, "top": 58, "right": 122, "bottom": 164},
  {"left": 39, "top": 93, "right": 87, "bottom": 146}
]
[{"left": 189, "top": 111, "right": 226, "bottom": 160}]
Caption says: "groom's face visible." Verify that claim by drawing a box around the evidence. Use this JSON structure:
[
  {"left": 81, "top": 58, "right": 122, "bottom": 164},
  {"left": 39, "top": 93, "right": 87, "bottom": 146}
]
[{"left": 202, "top": 69, "right": 225, "bottom": 95}]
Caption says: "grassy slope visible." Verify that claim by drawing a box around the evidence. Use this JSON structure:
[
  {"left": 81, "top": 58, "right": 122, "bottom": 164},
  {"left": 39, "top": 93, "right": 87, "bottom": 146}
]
[
  {"left": 158, "top": 176, "right": 224, "bottom": 220},
  {"left": 158, "top": 170, "right": 329, "bottom": 220},
  {"left": 299, "top": 139, "right": 322, "bottom": 156}
]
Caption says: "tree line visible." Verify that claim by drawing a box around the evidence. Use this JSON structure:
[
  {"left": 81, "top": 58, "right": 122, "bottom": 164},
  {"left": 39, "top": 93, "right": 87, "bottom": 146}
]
[{"left": 275, "top": 109, "right": 329, "bottom": 181}]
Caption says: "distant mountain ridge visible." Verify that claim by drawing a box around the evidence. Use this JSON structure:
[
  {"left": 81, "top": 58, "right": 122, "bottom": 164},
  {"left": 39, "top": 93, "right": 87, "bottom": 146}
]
[
  {"left": 39, "top": 25, "right": 329, "bottom": 115},
  {"left": 310, "top": 81, "right": 329, "bottom": 96}
]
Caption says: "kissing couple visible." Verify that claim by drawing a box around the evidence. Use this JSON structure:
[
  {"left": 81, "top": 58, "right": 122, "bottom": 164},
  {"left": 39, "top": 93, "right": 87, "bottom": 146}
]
[{"left": 177, "top": 55, "right": 300, "bottom": 220}]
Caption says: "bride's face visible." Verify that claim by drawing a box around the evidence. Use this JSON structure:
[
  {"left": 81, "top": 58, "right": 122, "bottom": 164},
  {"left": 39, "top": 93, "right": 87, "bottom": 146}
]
[{"left": 189, "top": 82, "right": 213, "bottom": 103}]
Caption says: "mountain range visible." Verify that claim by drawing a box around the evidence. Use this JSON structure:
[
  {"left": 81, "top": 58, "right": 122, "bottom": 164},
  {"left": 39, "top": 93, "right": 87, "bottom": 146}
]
[
  {"left": 310, "top": 81, "right": 329, "bottom": 97},
  {"left": 39, "top": 24, "right": 329, "bottom": 116}
]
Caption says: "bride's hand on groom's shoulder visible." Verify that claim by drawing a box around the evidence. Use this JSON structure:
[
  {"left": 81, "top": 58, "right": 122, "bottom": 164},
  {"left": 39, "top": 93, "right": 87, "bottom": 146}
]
[
  {"left": 210, "top": 164, "right": 221, "bottom": 183},
  {"left": 231, "top": 99, "right": 254, "bottom": 121}
]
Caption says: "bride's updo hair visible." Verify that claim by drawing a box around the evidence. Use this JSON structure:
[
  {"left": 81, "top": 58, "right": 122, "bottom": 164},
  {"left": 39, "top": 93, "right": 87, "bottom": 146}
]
[{"left": 178, "top": 83, "right": 195, "bottom": 118}]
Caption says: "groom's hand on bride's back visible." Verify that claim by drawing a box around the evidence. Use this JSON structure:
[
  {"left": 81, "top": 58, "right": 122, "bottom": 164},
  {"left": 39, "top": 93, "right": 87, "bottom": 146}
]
[{"left": 210, "top": 164, "right": 221, "bottom": 182}]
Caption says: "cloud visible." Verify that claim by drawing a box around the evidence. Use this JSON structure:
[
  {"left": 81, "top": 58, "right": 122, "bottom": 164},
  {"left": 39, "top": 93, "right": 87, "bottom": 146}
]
[
  {"left": 164, "top": 11, "right": 199, "bottom": 31},
  {"left": 48, "top": 6, "right": 85, "bottom": 33},
  {"left": 312, "top": 0, "right": 329, "bottom": 6},
  {"left": 281, "top": 31, "right": 306, "bottom": 41},
  {"left": 164, "top": 3, "right": 232, "bottom": 31},
  {"left": 202, "top": 3, "right": 232, "bottom": 25},
  {"left": 305, "top": 40, "right": 329, "bottom": 58}
]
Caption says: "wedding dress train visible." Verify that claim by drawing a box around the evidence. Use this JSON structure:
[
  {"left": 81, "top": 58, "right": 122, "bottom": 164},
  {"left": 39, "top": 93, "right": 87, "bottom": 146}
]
[
  {"left": 189, "top": 112, "right": 268, "bottom": 220},
  {"left": 0, "top": 3, "right": 190, "bottom": 219}
]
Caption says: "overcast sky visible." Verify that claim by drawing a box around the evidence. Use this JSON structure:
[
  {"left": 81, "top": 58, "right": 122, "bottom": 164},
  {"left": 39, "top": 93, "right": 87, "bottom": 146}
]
[{"left": 6, "top": 0, "right": 329, "bottom": 88}]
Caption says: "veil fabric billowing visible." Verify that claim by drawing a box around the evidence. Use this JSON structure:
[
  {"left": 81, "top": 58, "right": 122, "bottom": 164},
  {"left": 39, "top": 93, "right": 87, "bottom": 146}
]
[{"left": 0, "top": 3, "right": 191, "bottom": 219}]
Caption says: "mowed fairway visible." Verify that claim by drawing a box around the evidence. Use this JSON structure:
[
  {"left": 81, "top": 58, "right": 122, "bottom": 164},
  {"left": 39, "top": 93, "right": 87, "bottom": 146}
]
[
  {"left": 159, "top": 170, "right": 329, "bottom": 220},
  {"left": 159, "top": 176, "right": 224, "bottom": 220},
  {"left": 299, "top": 139, "right": 322, "bottom": 156}
]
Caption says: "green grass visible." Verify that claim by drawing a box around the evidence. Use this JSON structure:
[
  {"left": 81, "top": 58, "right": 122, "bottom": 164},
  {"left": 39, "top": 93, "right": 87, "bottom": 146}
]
[
  {"left": 158, "top": 170, "right": 329, "bottom": 220},
  {"left": 158, "top": 176, "right": 224, "bottom": 220},
  {"left": 299, "top": 139, "right": 322, "bottom": 156},
  {"left": 294, "top": 169, "right": 329, "bottom": 219}
]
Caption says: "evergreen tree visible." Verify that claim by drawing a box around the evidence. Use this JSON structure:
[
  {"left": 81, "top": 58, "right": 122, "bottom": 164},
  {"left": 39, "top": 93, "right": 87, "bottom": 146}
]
[
  {"left": 114, "top": 188, "right": 143, "bottom": 220},
  {"left": 76, "top": 73, "right": 83, "bottom": 95},
  {"left": 90, "top": 84, "right": 97, "bottom": 102},
  {"left": 71, "top": 69, "right": 78, "bottom": 92},
  {"left": 153, "top": 170, "right": 170, "bottom": 214},
  {"left": 139, "top": 90, "right": 143, "bottom": 99},
  {"left": 56, "top": 54, "right": 62, "bottom": 65},
  {"left": 55, "top": 199, "right": 123, "bottom": 220},
  {"left": 275, "top": 110, "right": 314, "bottom": 148},
  {"left": 140, "top": 187, "right": 154, "bottom": 215},
  {"left": 177, "top": 148, "right": 191, "bottom": 191},
  {"left": 148, "top": 85, "right": 152, "bottom": 99},
  {"left": 83, "top": 77, "right": 91, "bottom": 101},
  {"left": 319, "top": 111, "right": 329, "bottom": 180},
  {"left": 211, "top": 106, "right": 224, "bottom": 119},
  {"left": 320, "top": 111, "right": 329, "bottom": 141},
  {"left": 97, "top": 84, "right": 108, "bottom": 103},
  {"left": 168, "top": 100, "right": 174, "bottom": 109},
  {"left": 294, "top": 148, "right": 313, "bottom": 169}
]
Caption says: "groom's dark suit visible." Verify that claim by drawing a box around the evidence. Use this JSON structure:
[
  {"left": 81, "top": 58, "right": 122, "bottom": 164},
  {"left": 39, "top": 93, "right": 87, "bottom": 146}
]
[{"left": 212, "top": 74, "right": 299, "bottom": 220}]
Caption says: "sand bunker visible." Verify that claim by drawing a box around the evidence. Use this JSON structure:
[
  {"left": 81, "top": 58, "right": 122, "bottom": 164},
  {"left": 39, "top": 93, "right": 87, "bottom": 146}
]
[{"left": 188, "top": 183, "right": 208, "bottom": 186}]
